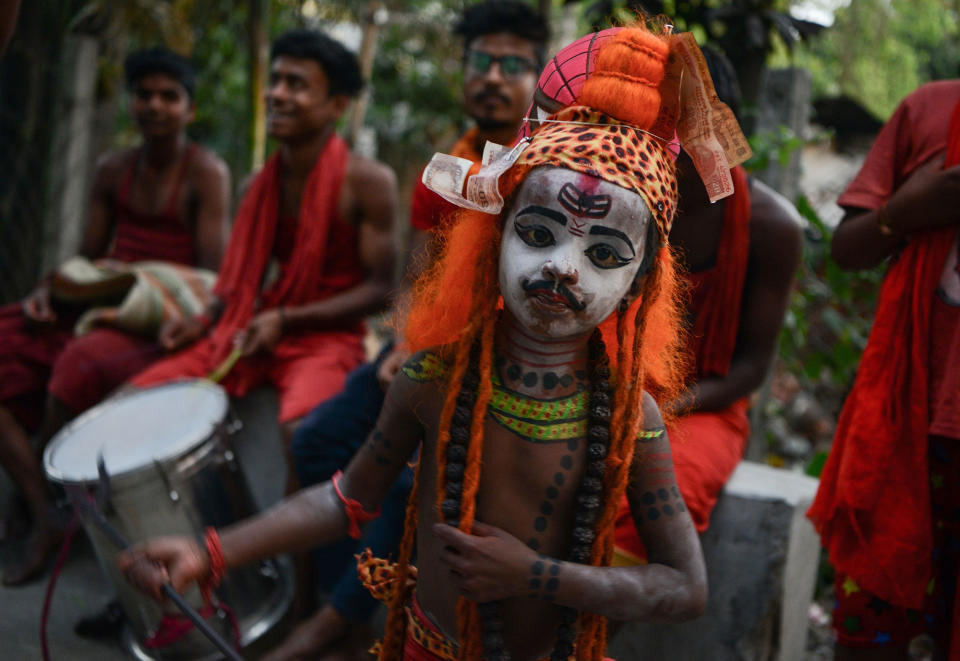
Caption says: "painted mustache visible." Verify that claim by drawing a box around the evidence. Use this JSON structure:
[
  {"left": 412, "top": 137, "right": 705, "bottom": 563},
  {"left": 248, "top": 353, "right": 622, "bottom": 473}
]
[{"left": 522, "top": 279, "right": 586, "bottom": 312}]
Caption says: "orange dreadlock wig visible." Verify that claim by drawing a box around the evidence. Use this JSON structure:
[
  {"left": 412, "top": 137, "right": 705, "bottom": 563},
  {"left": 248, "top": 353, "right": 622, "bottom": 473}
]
[{"left": 383, "top": 24, "right": 689, "bottom": 661}]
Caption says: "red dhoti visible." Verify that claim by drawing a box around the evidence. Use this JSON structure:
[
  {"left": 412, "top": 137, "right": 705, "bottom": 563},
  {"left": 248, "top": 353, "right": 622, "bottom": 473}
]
[
  {"left": 131, "top": 331, "right": 364, "bottom": 423},
  {"left": 0, "top": 304, "right": 160, "bottom": 427}
]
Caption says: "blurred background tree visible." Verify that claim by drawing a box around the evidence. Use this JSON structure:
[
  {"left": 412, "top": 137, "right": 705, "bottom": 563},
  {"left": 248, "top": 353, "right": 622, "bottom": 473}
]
[{"left": 793, "top": 0, "right": 960, "bottom": 120}]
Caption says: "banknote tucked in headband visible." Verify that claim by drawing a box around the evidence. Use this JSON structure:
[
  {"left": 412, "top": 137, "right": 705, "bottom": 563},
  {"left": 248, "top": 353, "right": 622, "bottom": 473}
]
[{"left": 422, "top": 27, "right": 752, "bottom": 232}]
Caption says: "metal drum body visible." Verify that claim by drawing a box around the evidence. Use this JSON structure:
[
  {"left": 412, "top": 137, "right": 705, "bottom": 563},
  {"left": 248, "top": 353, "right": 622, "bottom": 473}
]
[{"left": 44, "top": 379, "right": 292, "bottom": 660}]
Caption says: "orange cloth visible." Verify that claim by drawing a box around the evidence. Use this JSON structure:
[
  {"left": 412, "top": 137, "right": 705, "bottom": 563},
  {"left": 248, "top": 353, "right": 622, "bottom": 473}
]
[
  {"left": 807, "top": 99, "right": 960, "bottom": 612},
  {"left": 613, "top": 168, "right": 752, "bottom": 559},
  {"left": 132, "top": 135, "right": 367, "bottom": 420}
]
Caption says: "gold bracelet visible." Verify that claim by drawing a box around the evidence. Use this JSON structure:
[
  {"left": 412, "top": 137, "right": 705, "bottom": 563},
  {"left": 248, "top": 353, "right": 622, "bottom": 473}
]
[{"left": 876, "top": 204, "right": 898, "bottom": 237}]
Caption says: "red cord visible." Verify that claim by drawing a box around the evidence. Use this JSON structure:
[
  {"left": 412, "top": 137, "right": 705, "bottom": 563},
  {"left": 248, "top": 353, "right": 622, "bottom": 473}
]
[
  {"left": 40, "top": 509, "right": 80, "bottom": 661},
  {"left": 331, "top": 470, "right": 381, "bottom": 539},
  {"left": 200, "top": 527, "right": 225, "bottom": 604}
]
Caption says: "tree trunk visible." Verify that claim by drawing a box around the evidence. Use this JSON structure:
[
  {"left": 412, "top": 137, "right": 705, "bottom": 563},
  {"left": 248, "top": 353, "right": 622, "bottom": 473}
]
[
  {"left": 248, "top": 0, "right": 268, "bottom": 172},
  {"left": 347, "top": 3, "right": 384, "bottom": 149}
]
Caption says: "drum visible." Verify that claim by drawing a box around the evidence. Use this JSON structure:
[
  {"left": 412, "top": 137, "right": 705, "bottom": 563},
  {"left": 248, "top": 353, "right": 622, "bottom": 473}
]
[{"left": 44, "top": 379, "right": 292, "bottom": 660}]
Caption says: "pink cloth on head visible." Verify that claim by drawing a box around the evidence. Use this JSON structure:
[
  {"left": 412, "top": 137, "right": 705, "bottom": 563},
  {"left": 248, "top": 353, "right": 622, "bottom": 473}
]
[{"left": 517, "top": 28, "right": 679, "bottom": 158}]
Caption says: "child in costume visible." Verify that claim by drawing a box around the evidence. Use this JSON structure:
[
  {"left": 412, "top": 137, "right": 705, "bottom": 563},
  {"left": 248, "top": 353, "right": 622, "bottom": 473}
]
[{"left": 120, "top": 24, "right": 749, "bottom": 660}]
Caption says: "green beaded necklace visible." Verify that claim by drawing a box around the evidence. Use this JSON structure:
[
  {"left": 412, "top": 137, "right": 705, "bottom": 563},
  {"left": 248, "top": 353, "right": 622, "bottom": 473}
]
[{"left": 401, "top": 351, "right": 664, "bottom": 444}]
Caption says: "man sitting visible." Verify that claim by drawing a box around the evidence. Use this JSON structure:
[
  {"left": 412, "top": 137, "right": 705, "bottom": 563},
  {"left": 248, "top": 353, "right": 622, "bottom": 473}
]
[{"left": 0, "top": 47, "right": 230, "bottom": 585}]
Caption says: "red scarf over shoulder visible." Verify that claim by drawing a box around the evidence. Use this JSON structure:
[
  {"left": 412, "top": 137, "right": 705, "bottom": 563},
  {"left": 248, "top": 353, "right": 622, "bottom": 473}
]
[
  {"left": 209, "top": 134, "right": 349, "bottom": 362},
  {"left": 808, "top": 102, "right": 960, "bottom": 610},
  {"left": 689, "top": 165, "right": 751, "bottom": 378}
]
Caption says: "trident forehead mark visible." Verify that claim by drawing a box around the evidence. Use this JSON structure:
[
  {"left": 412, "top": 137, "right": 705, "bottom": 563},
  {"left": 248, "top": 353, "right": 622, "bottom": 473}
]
[{"left": 557, "top": 182, "right": 611, "bottom": 239}]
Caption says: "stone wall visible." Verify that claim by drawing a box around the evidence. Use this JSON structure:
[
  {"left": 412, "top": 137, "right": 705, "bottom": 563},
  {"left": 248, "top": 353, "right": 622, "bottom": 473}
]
[{"left": 608, "top": 461, "right": 821, "bottom": 661}]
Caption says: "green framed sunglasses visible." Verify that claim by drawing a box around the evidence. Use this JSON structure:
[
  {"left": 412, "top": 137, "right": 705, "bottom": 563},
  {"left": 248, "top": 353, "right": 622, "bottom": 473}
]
[{"left": 466, "top": 50, "right": 537, "bottom": 78}]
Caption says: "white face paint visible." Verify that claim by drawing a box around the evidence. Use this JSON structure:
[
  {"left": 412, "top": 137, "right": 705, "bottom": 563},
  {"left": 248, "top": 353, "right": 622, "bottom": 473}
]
[{"left": 498, "top": 167, "right": 653, "bottom": 340}]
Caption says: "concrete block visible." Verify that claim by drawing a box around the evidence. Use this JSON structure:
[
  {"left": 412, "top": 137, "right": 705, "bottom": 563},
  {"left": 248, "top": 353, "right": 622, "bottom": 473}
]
[{"left": 607, "top": 461, "right": 820, "bottom": 661}]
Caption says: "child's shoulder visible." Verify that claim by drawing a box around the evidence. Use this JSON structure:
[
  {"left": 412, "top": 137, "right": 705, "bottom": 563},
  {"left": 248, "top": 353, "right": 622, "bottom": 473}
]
[{"left": 399, "top": 349, "right": 449, "bottom": 383}]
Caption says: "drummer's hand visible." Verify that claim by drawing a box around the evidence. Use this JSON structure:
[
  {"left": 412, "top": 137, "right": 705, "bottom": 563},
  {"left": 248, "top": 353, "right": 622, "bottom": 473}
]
[
  {"left": 118, "top": 536, "right": 210, "bottom": 602},
  {"left": 159, "top": 316, "right": 207, "bottom": 352},
  {"left": 22, "top": 284, "right": 56, "bottom": 325},
  {"left": 376, "top": 346, "right": 411, "bottom": 391},
  {"left": 236, "top": 309, "right": 283, "bottom": 357}
]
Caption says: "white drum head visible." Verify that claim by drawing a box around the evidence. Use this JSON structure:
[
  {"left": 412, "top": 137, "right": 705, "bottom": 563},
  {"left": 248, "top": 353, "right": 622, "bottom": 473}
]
[{"left": 44, "top": 380, "right": 228, "bottom": 485}]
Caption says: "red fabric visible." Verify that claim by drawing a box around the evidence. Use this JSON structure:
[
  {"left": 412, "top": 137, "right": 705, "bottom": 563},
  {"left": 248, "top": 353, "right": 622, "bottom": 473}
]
[
  {"left": 211, "top": 133, "right": 355, "bottom": 362},
  {"left": 0, "top": 307, "right": 156, "bottom": 421},
  {"left": 808, "top": 98, "right": 960, "bottom": 611},
  {"left": 686, "top": 166, "right": 751, "bottom": 379},
  {"left": 614, "top": 398, "right": 750, "bottom": 559},
  {"left": 132, "top": 134, "right": 368, "bottom": 419},
  {"left": 929, "top": 279, "right": 960, "bottom": 439},
  {"left": 110, "top": 144, "right": 197, "bottom": 265},
  {"left": 0, "top": 303, "right": 72, "bottom": 427},
  {"left": 410, "top": 130, "right": 482, "bottom": 231},
  {"left": 133, "top": 330, "right": 364, "bottom": 423},
  {"left": 838, "top": 81, "right": 960, "bottom": 213},
  {"left": 48, "top": 327, "right": 161, "bottom": 413},
  {"left": 830, "top": 436, "right": 960, "bottom": 652}
]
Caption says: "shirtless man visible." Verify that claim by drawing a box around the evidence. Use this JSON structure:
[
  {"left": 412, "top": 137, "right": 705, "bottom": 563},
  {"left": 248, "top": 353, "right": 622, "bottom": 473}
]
[
  {"left": 0, "top": 47, "right": 229, "bottom": 585},
  {"left": 127, "top": 30, "right": 397, "bottom": 467},
  {"left": 121, "top": 26, "right": 710, "bottom": 660}
]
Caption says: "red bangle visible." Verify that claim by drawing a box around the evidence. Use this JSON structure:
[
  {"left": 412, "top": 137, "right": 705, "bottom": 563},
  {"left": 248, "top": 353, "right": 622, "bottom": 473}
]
[
  {"left": 200, "top": 527, "right": 225, "bottom": 603},
  {"left": 332, "top": 470, "right": 381, "bottom": 539}
]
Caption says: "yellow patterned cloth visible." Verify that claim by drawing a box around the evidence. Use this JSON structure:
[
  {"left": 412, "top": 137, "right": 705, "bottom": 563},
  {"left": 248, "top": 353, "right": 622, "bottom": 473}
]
[
  {"left": 357, "top": 550, "right": 458, "bottom": 661},
  {"left": 357, "top": 550, "right": 589, "bottom": 661}
]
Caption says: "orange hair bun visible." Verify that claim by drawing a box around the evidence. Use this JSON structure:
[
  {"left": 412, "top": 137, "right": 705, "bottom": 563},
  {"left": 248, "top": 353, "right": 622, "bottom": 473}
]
[{"left": 578, "top": 27, "right": 669, "bottom": 130}]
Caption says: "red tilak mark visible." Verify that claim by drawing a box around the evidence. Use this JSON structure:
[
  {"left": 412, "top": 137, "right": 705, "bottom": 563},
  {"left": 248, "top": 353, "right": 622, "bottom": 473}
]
[
  {"left": 576, "top": 173, "right": 601, "bottom": 195},
  {"left": 568, "top": 218, "right": 587, "bottom": 237}
]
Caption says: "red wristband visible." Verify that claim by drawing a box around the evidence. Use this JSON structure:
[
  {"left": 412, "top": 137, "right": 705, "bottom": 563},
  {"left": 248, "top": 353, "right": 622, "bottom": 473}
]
[
  {"left": 332, "top": 470, "right": 381, "bottom": 539},
  {"left": 200, "top": 527, "right": 225, "bottom": 603}
]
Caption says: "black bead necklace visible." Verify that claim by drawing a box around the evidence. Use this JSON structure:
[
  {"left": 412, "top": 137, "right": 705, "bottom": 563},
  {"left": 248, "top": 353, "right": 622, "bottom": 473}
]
[{"left": 441, "top": 330, "right": 612, "bottom": 660}]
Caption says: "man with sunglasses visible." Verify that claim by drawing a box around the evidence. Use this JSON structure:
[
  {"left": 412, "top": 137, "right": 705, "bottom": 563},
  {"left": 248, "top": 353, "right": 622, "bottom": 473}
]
[{"left": 267, "top": 3, "right": 548, "bottom": 660}]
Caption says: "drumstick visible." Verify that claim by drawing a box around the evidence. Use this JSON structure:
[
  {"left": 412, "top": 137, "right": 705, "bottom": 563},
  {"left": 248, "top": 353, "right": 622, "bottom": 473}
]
[
  {"left": 207, "top": 346, "right": 243, "bottom": 384},
  {"left": 82, "top": 460, "right": 245, "bottom": 661}
]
